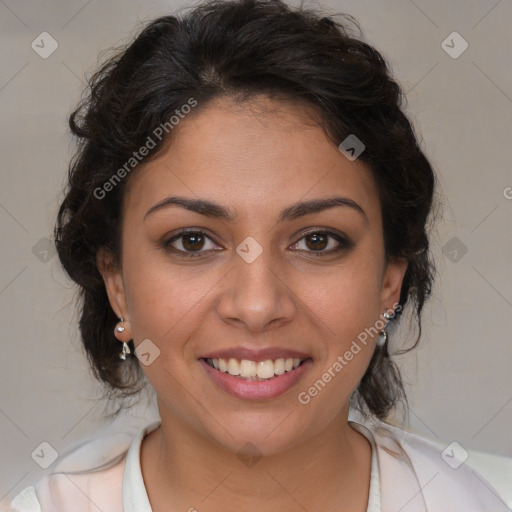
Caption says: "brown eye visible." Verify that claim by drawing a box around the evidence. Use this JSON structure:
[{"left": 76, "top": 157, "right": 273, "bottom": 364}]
[
  {"left": 291, "top": 230, "right": 352, "bottom": 255},
  {"left": 162, "top": 230, "right": 221, "bottom": 257},
  {"left": 304, "top": 233, "right": 328, "bottom": 251},
  {"left": 181, "top": 232, "right": 205, "bottom": 251}
]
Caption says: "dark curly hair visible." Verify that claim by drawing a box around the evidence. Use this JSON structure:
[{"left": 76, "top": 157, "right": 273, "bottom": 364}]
[{"left": 54, "top": 0, "right": 439, "bottom": 420}]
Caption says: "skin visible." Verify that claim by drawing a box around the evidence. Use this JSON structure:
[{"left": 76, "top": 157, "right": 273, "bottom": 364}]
[{"left": 98, "top": 95, "right": 408, "bottom": 512}]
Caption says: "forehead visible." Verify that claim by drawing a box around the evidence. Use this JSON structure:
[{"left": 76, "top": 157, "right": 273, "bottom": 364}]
[{"left": 123, "top": 95, "right": 380, "bottom": 222}]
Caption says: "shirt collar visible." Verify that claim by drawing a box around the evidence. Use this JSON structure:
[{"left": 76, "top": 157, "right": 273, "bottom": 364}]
[
  {"left": 122, "top": 418, "right": 380, "bottom": 512},
  {"left": 123, "top": 419, "right": 161, "bottom": 512},
  {"left": 349, "top": 420, "right": 382, "bottom": 512}
]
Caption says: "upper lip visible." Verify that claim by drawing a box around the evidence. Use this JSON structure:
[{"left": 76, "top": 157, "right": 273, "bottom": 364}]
[{"left": 200, "top": 347, "right": 312, "bottom": 361}]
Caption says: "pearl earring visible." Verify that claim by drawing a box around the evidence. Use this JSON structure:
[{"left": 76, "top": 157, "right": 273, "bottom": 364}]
[
  {"left": 377, "top": 310, "right": 394, "bottom": 351},
  {"left": 115, "top": 317, "right": 131, "bottom": 361}
]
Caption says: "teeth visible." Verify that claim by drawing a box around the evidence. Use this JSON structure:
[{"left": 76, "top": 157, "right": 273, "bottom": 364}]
[
  {"left": 274, "top": 358, "right": 285, "bottom": 375},
  {"left": 256, "top": 360, "right": 275, "bottom": 379},
  {"left": 218, "top": 358, "right": 228, "bottom": 372},
  {"left": 207, "top": 357, "right": 306, "bottom": 379},
  {"left": 227, "top": 358, "right": 240, "bottom": 376},
  {"left": 240, "top": 359, "right": 257, "bottom": 377}
]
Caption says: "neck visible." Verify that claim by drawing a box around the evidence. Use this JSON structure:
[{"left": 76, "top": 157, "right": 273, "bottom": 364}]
[{"left": 140, "top": 405, "right": 372, "bottom": 512}]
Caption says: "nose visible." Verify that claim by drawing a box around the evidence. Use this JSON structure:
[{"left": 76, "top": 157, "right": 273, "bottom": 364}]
[{"left": 216, "top": 247, "right": 297, "bottom": 332}]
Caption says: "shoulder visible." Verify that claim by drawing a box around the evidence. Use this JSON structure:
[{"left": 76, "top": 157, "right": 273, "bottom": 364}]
[
  {"left": 360, "top": 416, "right": 512, "bottom": 511},
  {"left": 1, "top": 429, "right": 136, "bottom": 512},
  {"left": 1, "top": 486, "right": 40, "bottom": 512},
  {"left": 2, "top": 466, "right": 125, "bottom": 512}
]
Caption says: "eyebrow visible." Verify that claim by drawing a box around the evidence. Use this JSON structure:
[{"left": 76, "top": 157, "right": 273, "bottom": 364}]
[{"left": 143, "top": 195, "right": 368, "bottom": 224}]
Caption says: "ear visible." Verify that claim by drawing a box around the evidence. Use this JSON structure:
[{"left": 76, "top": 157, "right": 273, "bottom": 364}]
[
  {"left": 379, "top": 256, "right": 408, "bottom": 312},
  {"left": 96, "top": 248, "right": 128, "bottom": 321}
]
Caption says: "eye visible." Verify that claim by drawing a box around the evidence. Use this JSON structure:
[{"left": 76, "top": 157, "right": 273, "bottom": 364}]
[
  {"left": 162, "top": 230, "right": 221, "bottom": 257},
  {"left": 290, "top": 230, "right": 352, "bottom": 255},
  {"left": 162, "top": 228, "right": 352, "bottom": 258}
]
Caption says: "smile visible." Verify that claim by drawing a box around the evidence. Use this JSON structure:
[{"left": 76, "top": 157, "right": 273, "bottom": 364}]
[
  {"left": 199, "top": 356, "right": 313, "bottom": 400},
  {"left": 204, "top": 357, "right": 305, "bottom": 380}
]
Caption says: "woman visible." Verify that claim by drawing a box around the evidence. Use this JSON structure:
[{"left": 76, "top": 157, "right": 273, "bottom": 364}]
[{"left": 4, "top": 0, "right": 511, "bottom": 510}]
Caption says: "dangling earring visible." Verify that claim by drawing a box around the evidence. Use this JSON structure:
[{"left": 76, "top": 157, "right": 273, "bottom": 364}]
[
  {"left": 115, "top": 317, "right": 131, "bottom": 361},
  {"left": 377, "top": 310, "right": 394, "bottom": 354}
]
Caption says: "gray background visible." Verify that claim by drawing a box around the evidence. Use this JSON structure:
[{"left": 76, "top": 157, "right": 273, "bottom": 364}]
[{"left": 1, "top": 0, "right": 511, "bottom": 502}]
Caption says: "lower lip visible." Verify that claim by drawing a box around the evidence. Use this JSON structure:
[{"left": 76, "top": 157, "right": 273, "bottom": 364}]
[{"left": 199, "top": 358, "right": 313, "bottom": 400}]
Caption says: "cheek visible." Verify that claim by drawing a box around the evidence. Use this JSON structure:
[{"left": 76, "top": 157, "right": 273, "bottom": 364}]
[
  {"left": 121, "top": 244, "right": 187, "bottom": 343},
  {"left": 302, "top": 256, "right": 384, "bottom": 346},
  {"left": 121, "top": 244, "right": 225, "bottom": 356},
  {"left": 295, "top": 270, "right": 381, "bottom": 424},
  {"left": 294, "top": 253, "right": 383, "bottom": 406}
]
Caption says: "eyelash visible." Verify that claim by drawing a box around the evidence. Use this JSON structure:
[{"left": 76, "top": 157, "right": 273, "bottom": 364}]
[{"left": 161, "top": 228, "right": 352, "bottom": 258}]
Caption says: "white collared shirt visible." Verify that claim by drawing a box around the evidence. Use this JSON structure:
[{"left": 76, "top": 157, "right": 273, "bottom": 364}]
[
  {"left": 122, "top": 420, "right": 381, "bottom": 512},
  {"left": 3, "top": 417, "right": 511, "bottom": 512}
]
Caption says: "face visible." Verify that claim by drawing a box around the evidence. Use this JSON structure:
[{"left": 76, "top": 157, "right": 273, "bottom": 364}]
[{"left": 99, "top": 95, "right": 407, "bottom": 456}]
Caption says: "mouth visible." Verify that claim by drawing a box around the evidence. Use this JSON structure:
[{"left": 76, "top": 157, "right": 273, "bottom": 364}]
[
  {"left": 198, "top": 355, "right": 313, "bottom": 400},
  {"left": 201, "top": 356, "right": 311, "bottom": 381}
]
